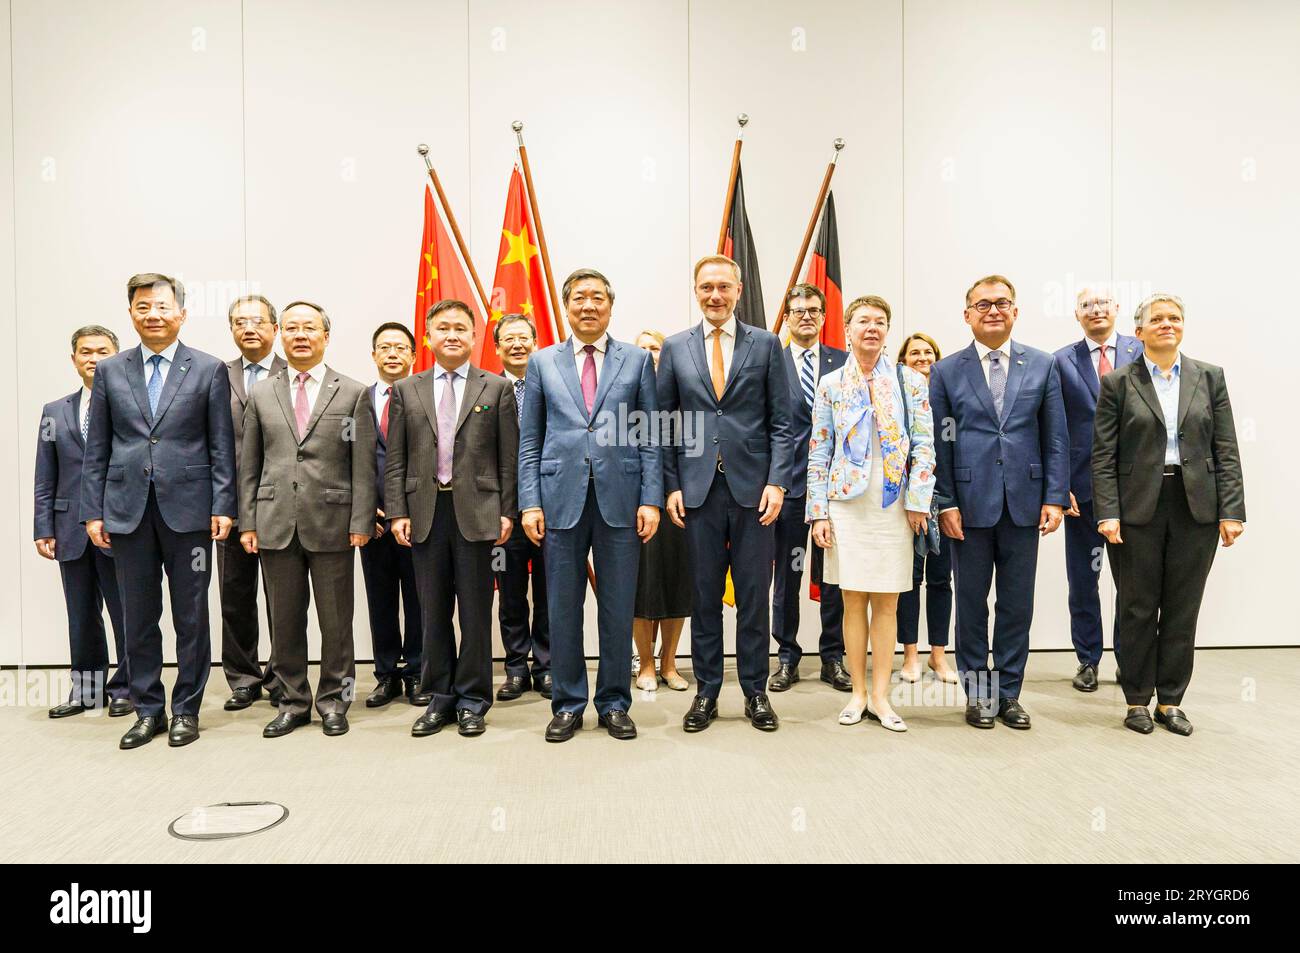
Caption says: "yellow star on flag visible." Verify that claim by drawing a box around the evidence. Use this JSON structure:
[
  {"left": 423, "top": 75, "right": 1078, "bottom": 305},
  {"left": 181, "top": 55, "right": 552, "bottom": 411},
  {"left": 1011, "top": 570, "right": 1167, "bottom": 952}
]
[{"left": 499, "top": 226, "right": 538, "bottom": 277}]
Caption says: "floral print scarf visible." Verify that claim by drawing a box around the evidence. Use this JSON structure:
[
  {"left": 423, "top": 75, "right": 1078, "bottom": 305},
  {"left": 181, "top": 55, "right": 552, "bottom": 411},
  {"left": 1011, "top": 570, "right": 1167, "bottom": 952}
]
[{"left": 838, "top": 356, "right": 908, "bottom": 508}]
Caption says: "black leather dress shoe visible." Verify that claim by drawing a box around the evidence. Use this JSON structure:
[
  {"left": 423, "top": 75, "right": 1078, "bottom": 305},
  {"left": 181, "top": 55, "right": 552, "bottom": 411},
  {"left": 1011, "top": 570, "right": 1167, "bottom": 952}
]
[
  {"left": 267, "top": 685, "right": 286, "bottom": 708},
  {"left": 108, "top": 697, "right": 134, "bottom": 718},
  {"left": 820, "top": 659, "right": 853, "bottom": 692},
  {"left": 536, "top": 673, "right": 553, "bottom": 699},
  {"left": 997, "top": 698, "right": 1031, "bottom": 730},
  {"left": 545, "top": 711, "right": 582, "bottom": 742},
  {"left": 168, "top": 714, "right": 200, "bottom": 747},
  {"left": 768, "top": 663, "right": 799, "bottom": 692},
  {"left": 410, "top": 688, "right": 435, "bottom": 707},
  {"left": 119, "top": 715, "right": 167, "bottom": 749},
  {"left": 263, "top": 711, "right": 311, "bottom": 738},
  {"left": 458, "top": 710, "right": 486, "bottom": 736},
  {"left": 965, "top": 702, "right": 996, "bottom": 728},
  {"left": 745, "top": 693, "right": 780, "bottom": 731},
  {"left": 411, "top": 708, "right": 455, "bottom": 737},
  {"left": 49, "top": 701, "right": 89, "bottom": 718},
  {"left": 496, "top": 674, "right": 529, "bottom": 701},
  {"left": 1124, "top": 707, "right": 1154, "bottom": 734},
  {"left": 322, "top": 712, "right": 349, "bottom": 736},
  {"left": 366, "top": 676, "right": 403, "bottom": 708},
  {"left": 682, "top": 695, "right": 718, "bottom": 732},
  {"left": 224, "top": 686, "right": 261, "bottom": 711},
  {"left": 1154, "top": 706, "right": 1193, "bottom": 736},
  {"left": 598, "top": 709, "right": 637, "bottom": 739},
  {"left": 1072, "top": 663, "right": 1099, "bottom": 692}
]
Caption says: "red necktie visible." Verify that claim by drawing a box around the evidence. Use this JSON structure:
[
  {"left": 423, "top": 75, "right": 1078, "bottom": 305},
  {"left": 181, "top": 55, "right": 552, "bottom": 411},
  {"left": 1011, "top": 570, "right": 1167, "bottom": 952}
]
[
  {"left": 581, "top": 345, "right": 597, "bottom": 414},
  {"left": 379, "top": 385, "right": 390, "bottom": 440},
  {"left": 1096, "top": 344, "right": 1112, "bottom": 377}
]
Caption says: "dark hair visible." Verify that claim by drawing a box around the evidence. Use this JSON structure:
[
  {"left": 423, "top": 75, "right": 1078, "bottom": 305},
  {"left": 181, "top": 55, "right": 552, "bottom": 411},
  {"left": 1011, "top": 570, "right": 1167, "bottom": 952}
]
[
  {"left": 899, "top": 331, "right": 942, "bottom": 362},
  {"left": 127, "top": 273, "right": 185, "bottom": 309},
  {"left": 964, "top": 274, "right": 1016, "bottom": 307},
  {"left": 70, "top": 324, "right": 120, "bottom": 354},
  {"left": 281, "top": 300, "right": 331, "bottom": 331},
  {"left": 561, "top": 268, "right": 615, "bottom": 305},
  {"left": 493, "top": 313, "right": 536, "bottom": 345},
  {"left": 372, "top": 322, "right": 416, "bottom": 350},
  {"left": 228, "top": 294, "right": 278, "bottom": 325},
  {"left": 786, "top": 282, "right": 826, "bottom": 311},
  {"left": 425, "top": 299, "right": 475, "bottom": 325}
]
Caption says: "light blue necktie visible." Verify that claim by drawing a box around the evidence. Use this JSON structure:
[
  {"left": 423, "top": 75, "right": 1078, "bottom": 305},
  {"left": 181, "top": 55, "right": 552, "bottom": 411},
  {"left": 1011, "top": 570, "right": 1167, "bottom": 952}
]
[
  {"left": 799, "top": 349, "right": 816, "bottom": 409},
  {"left": 245, "top": 363, "right": 262, "bottom": 395},
  {"left": 147, "top": 354, "right": 164, "bottom": 417}
]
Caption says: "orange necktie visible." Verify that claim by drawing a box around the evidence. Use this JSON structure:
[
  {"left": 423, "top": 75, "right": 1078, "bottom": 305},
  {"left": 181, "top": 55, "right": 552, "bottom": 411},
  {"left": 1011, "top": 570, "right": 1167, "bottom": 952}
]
[{"left": 711, "top": 328, "right": 725, "bottom": 400}]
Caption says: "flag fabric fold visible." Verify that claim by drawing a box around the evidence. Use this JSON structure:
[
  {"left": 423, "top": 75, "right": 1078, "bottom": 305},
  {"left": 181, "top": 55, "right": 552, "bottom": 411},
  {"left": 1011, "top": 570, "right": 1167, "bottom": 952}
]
[
  {"left": 803, "top": 190, "right": 844, "bottom": 349},
  {"left": 720, "top": 163, "right": 767, "bottom": 330},
  {"left": 412, "top": 185, "right": 483, "bottom": 373}
]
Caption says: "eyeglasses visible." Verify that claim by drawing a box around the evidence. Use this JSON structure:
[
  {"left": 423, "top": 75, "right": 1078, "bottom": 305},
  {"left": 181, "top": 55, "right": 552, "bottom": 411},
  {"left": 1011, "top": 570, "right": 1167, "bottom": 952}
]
[
  {"left": 1078, "top": 299, "right": 1114, "bottom": 312},
  {"left": 232, "top": 318, "right": 273, "bottom": 329},
  {"left": 969, "top": 298, "right": 1015, "bottom": 314},
  {"left": 375, "top": 343, "right": 413, "bottom": 355},
  {"left": 789, "top": 307, "right": 824, "bottom": 318},
  {"left": 498, "top": 335, "right": 534, "bottom": 347}
]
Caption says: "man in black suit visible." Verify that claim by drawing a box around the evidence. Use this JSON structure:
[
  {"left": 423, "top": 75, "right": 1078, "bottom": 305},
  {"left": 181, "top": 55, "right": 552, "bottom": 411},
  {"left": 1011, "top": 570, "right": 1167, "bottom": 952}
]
[
  {"left": 492, "top": 313, "right": 551, "bottom": 702},
  {"left": 35, "top": 325, "right": 131, "bottom": 719},
  {"left": 768, "top": 283, "right": 849, "bottom": 694},
  {"left": 81, "top": 273, "right": 237, "bottom": 749},
  {"left": 219, "top": 295, "right": 287, "bottom": 712},
  {"left": 657, "top": 255, "right": 796, "bottom": 733},
  {"left": 362, "top": 322, "right": 424, "bottom": 708}
]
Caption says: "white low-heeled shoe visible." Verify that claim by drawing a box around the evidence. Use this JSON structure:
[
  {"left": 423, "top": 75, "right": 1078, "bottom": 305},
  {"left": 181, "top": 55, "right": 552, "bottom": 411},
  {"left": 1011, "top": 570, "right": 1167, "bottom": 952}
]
[
  {"left": 865, "top": 699, "right": 908, "bottom": 732},
  {"left": 898, "top": 665, "right": 922, "bottom": 684},
  {"left": 927, "top": 660, "right": 959, "bottom": 685},
  {"left": 838, "top": 703, "right": 866, "bottom": 726},
  {"left": 635, "top": 674, "right": 658, "bottom": 692}
]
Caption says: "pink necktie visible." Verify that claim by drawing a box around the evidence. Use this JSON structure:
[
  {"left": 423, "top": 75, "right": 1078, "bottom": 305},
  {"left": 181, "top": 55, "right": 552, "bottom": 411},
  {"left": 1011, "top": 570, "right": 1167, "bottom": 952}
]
[
  {"left": 581, "top": 344, "right": 597, "bottom": 414},
  {"left": 437, "top": 372, "right": 455, "bottom": 484},
  {"left": 294, "top": 371, "right": 311, "bottom": 440},
  {"left": 1096, "top": 344, "right": 1112, "bottom": 377}
]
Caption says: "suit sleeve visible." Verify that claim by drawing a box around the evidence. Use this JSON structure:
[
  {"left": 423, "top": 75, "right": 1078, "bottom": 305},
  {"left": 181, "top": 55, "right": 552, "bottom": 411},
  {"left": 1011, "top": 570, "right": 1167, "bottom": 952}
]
[
  {"left": 929, "top": 362, "right": 956, "bottom": 512},
  {"left": 656, "top": 340, "right": 681, "bottom": 495},
  {"left": 516, "top": 361, "right": 544, "bottom": 513},
  {"left": 33, "top": 406, "right": 58, "bottom": 540},
  {"left": 804, "top": 378, "right": 834, "bottom": 522},
  {"left": 1040, "top": 359, "right": 1070, "bottom": 508},
  {"left": 238, "top": 391, "right": 264, "bottom": 533},
  {"left": 765, "top": 337, "right": 796, "bottom": 489},
  {"left": 903, "top": 367, "right": 936, "bottom": 513},
  {"left": 79, "top": 367, "right": 111, "bottom": 524},
  {"left": 350, "top": 388, "right": 378, "bottom": 537},
  {"left": 1090, "top": 371, "right": 1122, "bottom": 523},
  {"left": 207, "top": 363, "right": 237, "bottom": 518},
  {"left": 1209, "top": 366, "right": 1246, "bottom": 522},
  {"left": 383, "top": 383, "right": 410, "bottom": 520},
  {"left": 636, "top": 350, "right": 663, "bottom": 508},
  {"left": 497, "top": 377, "right": 519, "bottom": 520}
]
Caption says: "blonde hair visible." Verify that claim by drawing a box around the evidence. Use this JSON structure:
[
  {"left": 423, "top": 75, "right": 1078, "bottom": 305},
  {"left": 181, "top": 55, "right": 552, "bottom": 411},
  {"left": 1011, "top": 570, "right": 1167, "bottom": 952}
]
[
  {"left": 693, "top": 254, "right": 742, "bottom": 284},
  {"left": 636, "top": 329, "right": 665, "bottom": 346}
]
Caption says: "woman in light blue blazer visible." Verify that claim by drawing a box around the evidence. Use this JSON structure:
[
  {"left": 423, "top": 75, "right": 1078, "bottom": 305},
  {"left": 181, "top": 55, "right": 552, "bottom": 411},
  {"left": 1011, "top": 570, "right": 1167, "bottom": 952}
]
[{"left": 807, "top": 295, "right": 935, "bottom": 731}]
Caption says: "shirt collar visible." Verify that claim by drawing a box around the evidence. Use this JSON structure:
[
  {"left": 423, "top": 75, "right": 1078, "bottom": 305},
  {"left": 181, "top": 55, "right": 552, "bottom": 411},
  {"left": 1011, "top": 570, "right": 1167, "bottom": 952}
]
[
  {"left": 573, "top": 334, "right": 608, "bottom": 356},
  {"left": 790, "top": 339, "right": 818, "bottom": 361},
  {"left": 1145, "top": 354, "right": 1181, "bottom": 380},
  {"left": 435, "top": 360, "right": 470, "bottom": 381},
  {"left": 973, "top": 338, "right": 1010, "bottom": 362},
  {"left": 1087, "top": 332, "right": 1119, "bottom": 353},
  {"left": 140, "top": 340, "right": 180, "bottom": 364},
  {"left": 242, "top": 354, "right": 273, "bottom": 371},
  {"left": 703, "top": 316, "right": 736, "bottom": 340},
  {"left": 502, "top": 369, "right": 523, "bottom": 384},
  {"left": 291, "top": 363, "right": 325, "bottom": 383},
  {"left": 80, "top": 386, "right": 93, "bottom": 406}
]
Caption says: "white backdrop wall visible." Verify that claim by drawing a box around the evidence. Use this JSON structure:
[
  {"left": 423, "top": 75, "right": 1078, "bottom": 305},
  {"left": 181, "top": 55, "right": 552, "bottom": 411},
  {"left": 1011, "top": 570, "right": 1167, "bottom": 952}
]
[{"left": 5, "top": 0, "right": 1295, "bottom": 667}]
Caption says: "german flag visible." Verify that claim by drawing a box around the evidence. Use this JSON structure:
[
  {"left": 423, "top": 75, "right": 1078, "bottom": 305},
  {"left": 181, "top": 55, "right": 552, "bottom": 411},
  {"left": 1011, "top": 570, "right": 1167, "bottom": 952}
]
[
  {"left": 720, "top": 163, "right": 767, "bottom": 329},
  {"left": 803, "top": 191, "right": 844, "bottom": 349}
]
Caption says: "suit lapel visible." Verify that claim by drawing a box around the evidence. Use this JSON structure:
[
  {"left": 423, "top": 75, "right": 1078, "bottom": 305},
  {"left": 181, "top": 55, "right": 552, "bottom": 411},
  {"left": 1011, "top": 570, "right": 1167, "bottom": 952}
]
[
  {"left": 150, "top": 342, "right": 192, "bottom": 429},
  {"left": 959, "top": 344, "right": 1000, "bottom": 423},
  {"left": 1176, "top": 357, "right": 1201, "bottom": 429},
  {"left": 589, "top": 337, "right": 625, "bottom": 419},
  {"left": 1116, "top": 335, "right": 1141, "bottom": 369},
  {"left": 457, "top": 368, "right": 488, "bottom": 433},
  {"left": 722, "top": 322, "right": 755, "bottom": 400},
  {"left": 372, "top": 383, "right": 388, "bottom": 449},
  {"left": 1072, "top": 339, "right": 1099, "bottom": 399},
  {"left": 554, "top": 339, "right": 589, "bottom": 419},
  {"left": 124, "top": 347, "right": 153, "bottom": 424},
  {"left": 301, "top": 367, "right": 341, "bottom": 442},
  {"left": 228, "top": 359, "right": 247, "bottom": 406},
  {"left": 686, "top": 324, "right": 716, "bottom": 406},
  {"left": 782, "top": 346, "right": 801, "bottom": 407},
  {"left": 65, "top": 392, "right": 83, "bottom": 448},
  {"left": 1132, "top": 360, "right": 1166, "bottom": 425},
  {"left": 997, "top": 341, "right": 1028, "bottom": 424}
]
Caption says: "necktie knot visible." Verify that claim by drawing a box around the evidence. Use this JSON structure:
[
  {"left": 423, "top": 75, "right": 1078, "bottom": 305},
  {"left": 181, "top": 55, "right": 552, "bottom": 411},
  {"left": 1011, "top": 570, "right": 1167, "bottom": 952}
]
[
  {"left": 989, "top": 350, "right": 1002, "bottom": 363},
  {"left": 297, "top": 371, "right": 311, "bottom": 384},
  {"left": 149, "top": 354, "right": 163, "bottom": 367},
  {"left": 582, "top": 344, "right": 595, "bottom": 355}
]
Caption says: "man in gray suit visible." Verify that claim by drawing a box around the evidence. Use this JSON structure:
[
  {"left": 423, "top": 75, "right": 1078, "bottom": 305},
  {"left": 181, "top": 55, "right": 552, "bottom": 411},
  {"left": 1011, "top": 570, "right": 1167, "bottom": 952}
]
[
  {"left": 220, "top": 294, "right": 288, "bottom": 711},
  {"left": 387, "top": 299, "right": 518, "bottom": 739},
  {"left": 239, "top": 301, "right": 376, "bottom": 738}
]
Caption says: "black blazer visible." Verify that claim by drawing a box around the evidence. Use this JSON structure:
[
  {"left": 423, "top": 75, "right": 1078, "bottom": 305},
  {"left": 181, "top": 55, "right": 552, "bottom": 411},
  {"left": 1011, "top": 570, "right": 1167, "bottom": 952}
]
[
  {"left": 1091, "top": 356, "right": 1245, "bottom": 526},
  {"left": 34, "top": 390, "right": 99, "bottom": 562},
  {"left": 783, "top": 343, "right": 847, "bottom": 498}
]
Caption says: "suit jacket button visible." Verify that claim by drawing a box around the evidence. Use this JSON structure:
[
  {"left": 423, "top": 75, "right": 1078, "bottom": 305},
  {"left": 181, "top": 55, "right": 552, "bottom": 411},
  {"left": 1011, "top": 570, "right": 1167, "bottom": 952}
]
[
  {"left": 297, "top": 453, "right": 304, "bottom": 461},
  {"left": 717, "top": 409, "right": 723, "bottom": 416},
  {"left": 144, "top": 466, "right": 151, "bottom": 474},
  {"left": 996, "top": 459, "right": 1002, "bottom": 465},
  {"left": 587, "top": 426, "right": 594, "bottom": 433},
  {"left": 150, "top": 436, "right": 159, "bottom": 444},
  {"left": 713, "top": 436, "right": 719, "bottom": 444}
]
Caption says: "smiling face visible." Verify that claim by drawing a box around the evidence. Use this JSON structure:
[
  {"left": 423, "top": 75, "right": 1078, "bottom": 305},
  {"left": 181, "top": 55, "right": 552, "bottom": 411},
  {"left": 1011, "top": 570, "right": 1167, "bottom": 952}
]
[
  {"left": 1136, "top": 300, "right": 1184, "bottom": 354},
  {"left": 1075, "top": 287, "right": 1117, "bottom": 342},
  {"left": 903, "top": 336, "right": 937, "bottom": 378},
  {"left": 129, "top": 283, "right": 185, "bottom": 350},
  {"left": 495, "top": 317, "right": 537, "bottom": 378},
  {"left": 372, "top": 329, "right": 415, "bottom": 384},
  {"left": 429, "top": 305, "right": 475, "bottom": 369},
  {"left": 280, "top": 305, "right": 329, "bottom": 371},
  {"left": 566, "top": 278, "right": 612, "bottom": 343},
  {"left": 695, "top": 262, "right": 742, "bottom": 325},
  {"left": 847, "top": 304, "right": 889, "bottom": 363},
  {"left": 229, "top": 299, "right": 277, "bottom": 363},
  {"left": 964, "top": 280, "right": 1017, "bottom": 348},
  {"left": 72, "top": 334, "right": 117, "bottom": 389}
]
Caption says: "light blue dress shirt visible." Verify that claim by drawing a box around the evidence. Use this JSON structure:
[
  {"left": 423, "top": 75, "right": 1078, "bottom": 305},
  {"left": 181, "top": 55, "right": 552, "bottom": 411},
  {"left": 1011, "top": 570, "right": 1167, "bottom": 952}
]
[
  {"left": 140, "top": 339, "right": 181, "bottom": 389},
  {"left": 1145, "top": 354, "right": 1181, "bottom": 466}
]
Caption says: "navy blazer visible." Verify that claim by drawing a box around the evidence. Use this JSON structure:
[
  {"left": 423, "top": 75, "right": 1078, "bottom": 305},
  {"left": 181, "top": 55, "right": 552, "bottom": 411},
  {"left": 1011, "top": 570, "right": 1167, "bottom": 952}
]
[
  {"left": 784, "top": 344, "right": 848, "bottom": 498},
  {"left": 1052, "top": 334, "right": 1142, "bottom": 502},
  {"left": 656, "top": 320, "right": 796, "bottom": 509},
  {"left": 81, "top": 341, "right": 237, "bottom": 534},
  {"left": 929, "top": 340, "right": 1070, "bottom": 529},
  {"left": 34, "top": 390, "right": 103, "bottom": 562},
  {"left": 518, "top": 336, "right": 662, "bottom": 531}
]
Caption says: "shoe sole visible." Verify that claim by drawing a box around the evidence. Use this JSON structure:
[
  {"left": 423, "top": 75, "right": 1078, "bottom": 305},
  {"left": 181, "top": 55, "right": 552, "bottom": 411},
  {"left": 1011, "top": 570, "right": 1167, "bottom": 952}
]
[
  {"left": 1125, "top": 721, "right": 1154, "bottom": 734},
  {"left": 323, "top": 726, "right": 349, "bottom": 736},
  {"left": 1072, "top": 683, "right": 1099, "bottom": 693},
  {"left": 597, "top": 718, "right": 637, "bottom": 740},
  {"left": 120, "top": 730, "right": 166, "bottom": 749},
  {"left": 746, "top": 715, "right": 779, "bottom": 732},
  {"left": 169, "top": 733, "right": 199, "bottom": 747},
  {"left": 998, "top": 719, "right": 1031, "bottom": 730},
  {"left": 682, "top": 717, "right": 716, "bottom": 733}
]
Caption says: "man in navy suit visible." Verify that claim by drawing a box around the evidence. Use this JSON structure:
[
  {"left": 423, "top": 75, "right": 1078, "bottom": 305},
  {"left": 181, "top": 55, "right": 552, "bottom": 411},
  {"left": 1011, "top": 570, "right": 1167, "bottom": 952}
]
[
  {"left": 930, "top": 274, "right": 1068, "bottom": 730},
  {"left": 519, "top": 268, "right": 661, "bottom": 742},
  {"left": 1053, "top": 287, "right": 1141, "bottom": 692},
  {"left": 361, "top": 322, "right": 424, "bottom": 708},
  {"left": 768, "top": 282, "right": 850, "bottom": 694},
  {"left": 81, "top": 273, "right": 237, "bottom": 749},
  {"left": 35, "top": 325, "right": 131, "bottom": 719},
  {"left": 658, "top": 255, "right": 796, "bottom": 733}
]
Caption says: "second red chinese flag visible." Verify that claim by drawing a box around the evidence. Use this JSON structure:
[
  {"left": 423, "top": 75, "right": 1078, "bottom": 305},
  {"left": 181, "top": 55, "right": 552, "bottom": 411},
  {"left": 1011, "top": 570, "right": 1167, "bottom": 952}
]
[{"left": 412, "top": 185, "right": 484, "bottom": 372}]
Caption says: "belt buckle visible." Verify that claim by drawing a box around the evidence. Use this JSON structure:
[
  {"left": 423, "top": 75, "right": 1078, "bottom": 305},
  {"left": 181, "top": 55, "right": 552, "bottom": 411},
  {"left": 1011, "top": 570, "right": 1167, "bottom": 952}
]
[{"left": 716, "top": 457, "right": 725, "bottom": 474}]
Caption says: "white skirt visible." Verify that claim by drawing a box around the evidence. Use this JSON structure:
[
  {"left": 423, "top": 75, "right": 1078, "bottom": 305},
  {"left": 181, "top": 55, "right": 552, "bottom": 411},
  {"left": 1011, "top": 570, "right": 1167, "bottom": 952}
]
[{"left": 821, "top": 429, "right": 914, "bottom": 593}]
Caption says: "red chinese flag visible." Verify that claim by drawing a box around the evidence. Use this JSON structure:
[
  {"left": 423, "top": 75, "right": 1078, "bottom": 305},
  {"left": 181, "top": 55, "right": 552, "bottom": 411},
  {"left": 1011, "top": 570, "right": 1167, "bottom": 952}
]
[
  {"left": 803, "top": 191, "right": 844, "bottom": 350},
  {"left": 476, "top": 166, "right": 556, "bottom": 372},
  {"left": 412, "top": 185, "right": 483, "bottom": 372}
]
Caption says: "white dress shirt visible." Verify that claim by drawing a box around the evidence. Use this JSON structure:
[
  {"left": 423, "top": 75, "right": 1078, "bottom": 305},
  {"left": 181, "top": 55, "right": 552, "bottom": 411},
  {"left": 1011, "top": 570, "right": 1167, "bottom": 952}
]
[
  {"left": 433, "top": 360, "right": 470, "bottom": 419},
  {"left": 701, "top": 316, "right": 737, "bottom": 378},
  {"left": 572, "top": 334, "right": 608, "bottom": 382},
  {"left": 241, "top": 354, "right": 273, "bottom": 393},
  {"left": 789, "top": 340, "right": 821, "bottom": 384},
  {"left": 371, "top": 381, "right": 393, "bottom": 423},
  {"left": 139, "top": 339, "right": 180, "bottom": 389},
  {"left": 971, "top": 337, "right": 1013, "bottom": 387},
  {"left": 79, "top": 387, "right": 92, "bottom": 436},
  {"left": 1088, "top": 332, "right": 1118, "bottom": 375},
  {"left": 290, "top": 362, "right": 326, "bottom": 413}
]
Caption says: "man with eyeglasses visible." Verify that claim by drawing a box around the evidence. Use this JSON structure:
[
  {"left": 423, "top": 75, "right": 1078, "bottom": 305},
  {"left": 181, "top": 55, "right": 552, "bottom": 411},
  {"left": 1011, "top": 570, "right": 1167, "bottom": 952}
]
[
  {"left": 361, "top": 323, "right": 425, "bottom": 708},
  {"left": 1053, "top": 288, "right": 1141, "bottom": 692},
  {"left": 929, "top": 275, "right": 1068, "bottom": 730},
  {"left": 768, "top": 283, "right": 849, "bottom": 695},
  {"left": 220, "top": 295, "right": 287, "bottom": 713}
]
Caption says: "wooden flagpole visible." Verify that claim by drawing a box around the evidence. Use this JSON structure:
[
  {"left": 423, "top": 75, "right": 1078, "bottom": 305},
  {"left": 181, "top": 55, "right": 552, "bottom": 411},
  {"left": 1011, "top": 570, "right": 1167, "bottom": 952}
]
[
  {"left": 512, "top": 121, "right": 566, "bottom": 342},
  {"left": 715, "top": 113, "right": 749, "bottom": 254},
  {"left": 417, "top": 143, "right": 493, "bottom": 319},
  {"left": 771, "top": 138, "right": 845, "bottom": 338}
]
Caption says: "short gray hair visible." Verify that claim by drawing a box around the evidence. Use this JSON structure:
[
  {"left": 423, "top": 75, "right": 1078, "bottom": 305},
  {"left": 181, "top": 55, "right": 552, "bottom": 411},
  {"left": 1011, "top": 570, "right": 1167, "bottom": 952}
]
[
  {"left": 71, "top": 325, "right": 120, "bottom": 353},
  {"left": 1134, "top": 293, "right": 1184, "bottom": 327},
  {"left": 561, "top": 268, "right": 615, "bottom": 305},
  {"left": 228, "top": 294, "right": 278, "bottom": 325},
  {"left": 281, "top": 300, "right": 331, "bottom": 331}
]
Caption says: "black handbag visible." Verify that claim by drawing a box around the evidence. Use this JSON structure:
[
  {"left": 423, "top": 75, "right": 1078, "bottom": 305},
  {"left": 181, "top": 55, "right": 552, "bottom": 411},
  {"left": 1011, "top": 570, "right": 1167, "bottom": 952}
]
[{"left": 896, "top": 364, "right": 941, "bottom": 557}]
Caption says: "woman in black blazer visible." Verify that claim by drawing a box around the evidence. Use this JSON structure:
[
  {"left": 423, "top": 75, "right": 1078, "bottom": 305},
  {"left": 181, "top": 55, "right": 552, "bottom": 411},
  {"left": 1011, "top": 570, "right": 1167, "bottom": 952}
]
[{"left": 1091, "top": 294, "right": 1245, "bottom": 736}]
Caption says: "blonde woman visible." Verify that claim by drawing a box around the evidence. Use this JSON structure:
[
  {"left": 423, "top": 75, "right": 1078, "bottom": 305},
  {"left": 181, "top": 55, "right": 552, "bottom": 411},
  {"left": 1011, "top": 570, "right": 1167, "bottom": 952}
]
[{"left": 807, "top": 297, "right": 935, "bottom": 731}]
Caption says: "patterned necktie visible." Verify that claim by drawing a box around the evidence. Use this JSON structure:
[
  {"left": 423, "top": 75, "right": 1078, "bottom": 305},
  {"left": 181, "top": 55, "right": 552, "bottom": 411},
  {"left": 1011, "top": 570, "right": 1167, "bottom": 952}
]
[
  {"left": 436, "top": 371, "right": 456, "bottom": 484},
  {"left": 379, "top": 385, "right": 390, "bottom": 441},
  {"left": 294, "top": 371, "right": 312, "bottom": 440},
  {"left": 710, "top": 328, "right": 725, "bottom": 400},
  {"left": 245, "top": 363, "right": 261, "bottom": 396},
  {"left": 513, "top": 377, "right": 525, "bottom": 425},
  {"left": 800, "top": 348, "right": 816, "bottom": 409},
  {"left": 146, "top": 354, "right": 164, "bottom": 417},
  {"left": 580, "top": 345, "right": 597, "bottom": 414},
  {"left": 988, "top": 350, "right": 1006, "bottom": 419},
  {"left": 80, "top": 398, "right": 89, "bottom": 440},
  {"left": 1096, "top": 343, "right": 1112, "bottom": 377}
]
